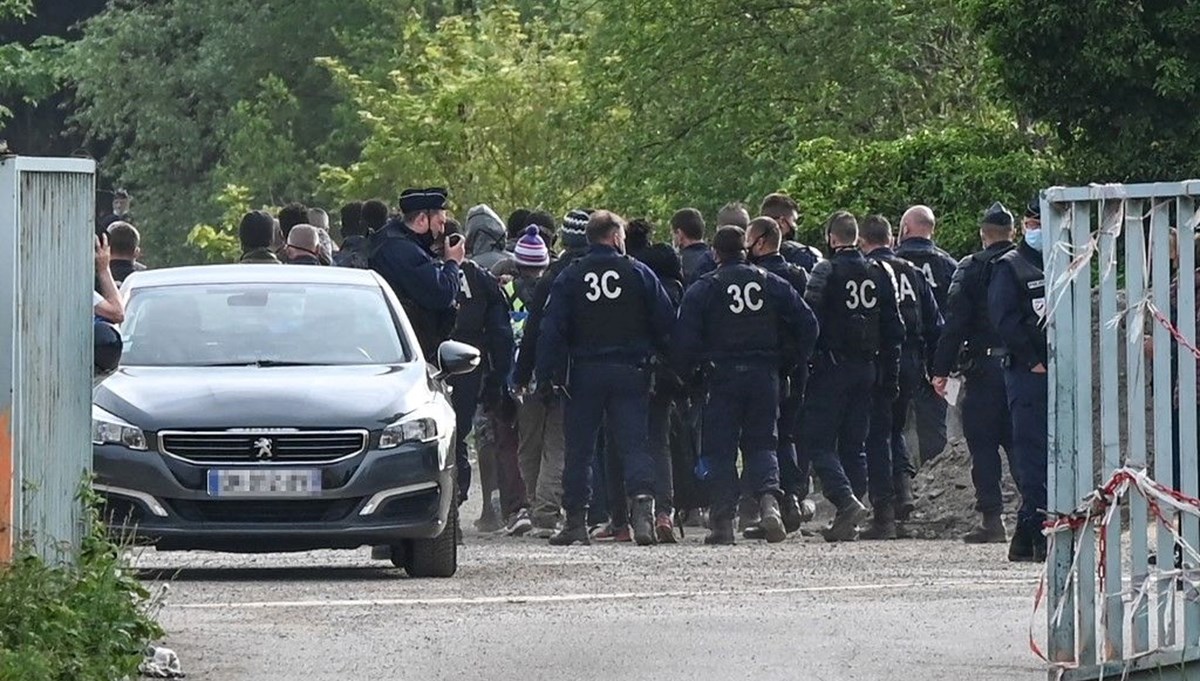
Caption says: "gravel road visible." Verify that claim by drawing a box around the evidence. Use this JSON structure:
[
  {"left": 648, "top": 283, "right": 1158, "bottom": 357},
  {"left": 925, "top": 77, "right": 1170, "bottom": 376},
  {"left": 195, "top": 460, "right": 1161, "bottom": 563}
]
[{"left": 134, "top": 498, "right": 1048, "bottom": 681}]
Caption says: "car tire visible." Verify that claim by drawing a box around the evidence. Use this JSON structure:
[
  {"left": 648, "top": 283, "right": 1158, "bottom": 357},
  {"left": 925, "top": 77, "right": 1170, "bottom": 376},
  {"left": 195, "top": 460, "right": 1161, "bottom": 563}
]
[{"left": 401, "top": 491, "right": 459, "bottom": 578}]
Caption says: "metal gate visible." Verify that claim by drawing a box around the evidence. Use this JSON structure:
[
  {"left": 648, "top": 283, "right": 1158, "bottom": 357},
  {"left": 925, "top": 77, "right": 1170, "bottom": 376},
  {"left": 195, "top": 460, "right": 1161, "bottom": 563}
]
[
  {"left": 0, "top": 156, "right": 96, "bottom": 564},
  {"left": 1044, "top": 182, "right": 1200, "bottom": 680}
]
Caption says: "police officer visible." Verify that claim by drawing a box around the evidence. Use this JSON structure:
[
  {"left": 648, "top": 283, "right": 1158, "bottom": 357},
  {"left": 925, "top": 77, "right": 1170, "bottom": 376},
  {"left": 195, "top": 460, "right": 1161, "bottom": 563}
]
[
  {"left": 987, "top": 200, "right": 1047, "bottom": 562},
  {"left": 536, "top": 211, "right": 675, "bottom": 546},
  {"left": 931, "top": 202, "right": 1018, "bottom": 545},
  {"left": 674, "top": 226, "right": 819, "bottom": 544},
  {"left": 440, "top": 220, "right": 515, "bottom": 506},
  {"left": 760, "top": 193, "right": 823, "bottom": 272},
  {"left": 859, "top": 215, "right": 942, "bottom": 539},
  {"left": 799, "top": 211, "right": 904, "bottom": 542},
  {"left": 895, "top": 205, "right": 958, "bottom": 466},
  {"left": 369, "top": 187, "right": 464, "bottom": 358},
  {"left": 746, "top": 216, "right": 818, "bottom": 534}
]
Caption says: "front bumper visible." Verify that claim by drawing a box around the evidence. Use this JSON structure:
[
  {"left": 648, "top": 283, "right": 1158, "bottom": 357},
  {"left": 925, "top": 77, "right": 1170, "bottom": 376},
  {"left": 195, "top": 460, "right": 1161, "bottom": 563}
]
[{"left": 94, "top": 437, "right": 455, "bottom": 552}]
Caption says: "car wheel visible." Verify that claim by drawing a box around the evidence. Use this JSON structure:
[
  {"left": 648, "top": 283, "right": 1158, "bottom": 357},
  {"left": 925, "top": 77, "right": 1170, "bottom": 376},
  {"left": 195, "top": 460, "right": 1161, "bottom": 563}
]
[{"left": 402, "top": 492, "right": 458, "bottom": 578}]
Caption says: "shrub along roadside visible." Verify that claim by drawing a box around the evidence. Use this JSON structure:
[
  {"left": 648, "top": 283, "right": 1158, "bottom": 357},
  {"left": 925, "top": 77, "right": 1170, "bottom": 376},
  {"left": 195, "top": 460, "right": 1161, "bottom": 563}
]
[
  {"left": 784, "top": 121, "right": 1061, "bottom": 258},
  {"left": 0, "top": 482, "right": 164, "bottom": 681}
]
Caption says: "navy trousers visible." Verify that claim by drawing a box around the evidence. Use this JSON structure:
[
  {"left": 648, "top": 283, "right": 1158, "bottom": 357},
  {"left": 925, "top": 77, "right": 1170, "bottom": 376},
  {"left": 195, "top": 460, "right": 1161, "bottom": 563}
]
[
  {"left": 1005, "top": 368, "right": 1048, "bottom": 535},
  {"left": 448, "top": 367, "right": 483, "bottom": 502},
  {"left": 800, "top": 358, "right": 875, "bottom": 508},
  {"left": 562, "top": 362, "right": 655, "bottom": 513},
  {"left": 701, "top": 363, "right": 781, "bottom": 513},
  {"left": 961, "top": 359, "right": 1017, "bottom": 515}
]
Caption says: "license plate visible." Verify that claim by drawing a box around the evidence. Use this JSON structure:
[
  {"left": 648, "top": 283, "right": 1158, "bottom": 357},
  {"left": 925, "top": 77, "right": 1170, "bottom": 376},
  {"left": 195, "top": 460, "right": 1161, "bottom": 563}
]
[{"left": 207, "top": 469, "right": 322, "bottom": 497}]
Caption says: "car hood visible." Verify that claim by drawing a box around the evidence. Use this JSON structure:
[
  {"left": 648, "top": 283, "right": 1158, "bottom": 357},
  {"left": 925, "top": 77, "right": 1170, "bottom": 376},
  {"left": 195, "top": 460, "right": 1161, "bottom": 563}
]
[{"left": 93, "top": 364, "right": 436, "bottom": 431}]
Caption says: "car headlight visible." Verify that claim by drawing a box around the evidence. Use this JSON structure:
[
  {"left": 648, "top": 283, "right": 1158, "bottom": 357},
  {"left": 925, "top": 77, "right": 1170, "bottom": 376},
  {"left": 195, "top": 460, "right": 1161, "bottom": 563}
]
[
  {"left": 379, "top": 408, "right": 440, "bottom": 449},
  {"left": 91, "top": 405, "right": 148, "bottom": 450}
]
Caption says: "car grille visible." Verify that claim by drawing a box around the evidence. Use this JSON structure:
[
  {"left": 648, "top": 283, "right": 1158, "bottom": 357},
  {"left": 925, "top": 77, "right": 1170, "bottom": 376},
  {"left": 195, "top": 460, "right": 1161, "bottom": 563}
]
[
  {"left": 169, "top": 498, "right": 359, "bottom": 524},
  {"left": 158, "top": 430, "right": 368, "bottom": 464}
]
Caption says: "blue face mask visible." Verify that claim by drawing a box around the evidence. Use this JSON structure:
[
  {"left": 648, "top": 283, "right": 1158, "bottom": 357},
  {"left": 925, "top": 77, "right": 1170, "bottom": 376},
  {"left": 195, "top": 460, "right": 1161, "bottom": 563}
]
[{"left": 1024, "top": 228, "right": 1044, "bottom": 252}]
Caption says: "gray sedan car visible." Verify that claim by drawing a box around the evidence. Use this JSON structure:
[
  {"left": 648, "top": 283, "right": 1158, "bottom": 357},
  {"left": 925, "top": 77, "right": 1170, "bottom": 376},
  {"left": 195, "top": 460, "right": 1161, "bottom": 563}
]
[{"left": 92, "top": 265, "right": 478, "bottom": 577}]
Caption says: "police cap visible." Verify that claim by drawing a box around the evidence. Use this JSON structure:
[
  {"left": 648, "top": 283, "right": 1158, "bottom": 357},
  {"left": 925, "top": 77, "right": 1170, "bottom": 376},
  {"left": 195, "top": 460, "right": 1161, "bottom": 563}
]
[
  {"left": 399, "top": 187, "right": 449, "bottom": 214},
  {"left": 981, "top": 201, "right": 1014, "bottom": 229},
  {"left": 1025, "top": 196, "right": 1041, "bottom": 220}
]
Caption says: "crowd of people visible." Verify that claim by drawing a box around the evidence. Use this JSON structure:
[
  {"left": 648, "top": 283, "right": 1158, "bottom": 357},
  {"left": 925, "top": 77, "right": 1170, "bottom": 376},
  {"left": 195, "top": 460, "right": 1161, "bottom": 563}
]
[{"left": 92, "top": 186, "right": 1051, "bottom": 561}]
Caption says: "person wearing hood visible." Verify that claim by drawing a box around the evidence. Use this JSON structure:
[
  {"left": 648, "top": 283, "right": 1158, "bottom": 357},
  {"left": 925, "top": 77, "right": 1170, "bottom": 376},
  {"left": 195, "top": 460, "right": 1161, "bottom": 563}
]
[
  {"left": 284, "top": 225, "right": 324, "bottom": 265},
  {"left": 987, "top": 198, "right": 1047, "bottom": 563},
  {"left": 466, "top": 204, "right": 515, "bottom": 272},
  {"left": 368, "top": 187, "right": 464, "bottom": 359}
]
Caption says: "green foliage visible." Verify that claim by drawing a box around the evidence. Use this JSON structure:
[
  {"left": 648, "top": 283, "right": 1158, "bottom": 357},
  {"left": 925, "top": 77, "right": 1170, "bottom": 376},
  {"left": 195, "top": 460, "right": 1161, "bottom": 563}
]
[
  {"left": 0, "top": 482, "right": 164, "bottom": 681},
  {"left": 0, "top": 3, "right": 65, "bottom": 122},
  {"left": 971, "top": 0, "right": 1200, "bottom": 183},
  {"left": 66, "top": 0, "right": 391, "bottom": 265},
  {"left": 320, "top": 6, "right": 606, "bottom": 215},
  {"left": 188, "top": 183, "right": 280, "bottom": 263},
  {"left": 584, "top": 0, "right": 994, "bottom": 219},
  {"left": 785, "top": 122, "right": 1059, "bottom": 257}
]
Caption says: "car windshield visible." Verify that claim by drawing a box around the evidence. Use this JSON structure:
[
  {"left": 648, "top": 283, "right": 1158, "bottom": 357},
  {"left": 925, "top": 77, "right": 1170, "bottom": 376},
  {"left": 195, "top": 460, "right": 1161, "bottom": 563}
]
[{"left": 120, "top": 283, "right": 410, "bottom": 367}]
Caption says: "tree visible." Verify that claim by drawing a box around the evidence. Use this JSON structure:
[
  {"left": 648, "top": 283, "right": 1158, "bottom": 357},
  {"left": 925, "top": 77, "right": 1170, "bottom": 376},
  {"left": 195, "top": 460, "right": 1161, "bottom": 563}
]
[
  {"left": 320, "top": 6, "right": 608, "bottom": 216},
  {"left": 785, "top": 121, "right": 1059, "bottom": 257},
  {"left": 65, "top": 0, "right": 392, "bottom": 264},
  {"left": 972, "top": 0, "right": 1200, "bottom": 183},
  {"left": 581, "top": 0, "right": 993, "bottom": 220}
]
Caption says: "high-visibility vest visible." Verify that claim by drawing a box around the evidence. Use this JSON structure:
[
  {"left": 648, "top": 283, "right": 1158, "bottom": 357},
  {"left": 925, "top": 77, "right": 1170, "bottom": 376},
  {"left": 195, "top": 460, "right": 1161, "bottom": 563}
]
[{"left": 503, "top": 280, "right": 529, "bottom": 344}]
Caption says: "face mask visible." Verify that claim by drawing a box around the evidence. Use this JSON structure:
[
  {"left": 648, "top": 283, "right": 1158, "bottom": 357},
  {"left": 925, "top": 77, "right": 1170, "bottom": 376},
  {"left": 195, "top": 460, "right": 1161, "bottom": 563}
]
[{"left": 1024, "top": 228, "right": 1044, "bottom": 252}]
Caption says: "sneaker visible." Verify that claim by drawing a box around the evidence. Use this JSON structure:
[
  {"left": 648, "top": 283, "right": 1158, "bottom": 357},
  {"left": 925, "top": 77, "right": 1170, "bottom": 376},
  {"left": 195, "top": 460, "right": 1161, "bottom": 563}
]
[
  {"left": 503, "top": 509, "right": 533, "bottom": 537},
  {"left": 530, "top": 524, "right": 556, "bottom": 539},
  {"left": 548, "top": 513, "right": 590, "bottom": 546},
  {"left": 655, "top": 511, "right": 678, "bottom": 544},
  {"left": 591, "top": 523, "right": 632, "bottom": 542}
]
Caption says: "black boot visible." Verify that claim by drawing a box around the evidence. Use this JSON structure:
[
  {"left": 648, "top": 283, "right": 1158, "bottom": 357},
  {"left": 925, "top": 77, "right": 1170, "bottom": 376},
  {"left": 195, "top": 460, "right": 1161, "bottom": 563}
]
[
  {"left": 630, "top": 495, "right": 657, "bottom": 546},
  {"left": 1007, "top": 526, "right": 1035, "bottom": 562},
  {"left": 860, "top": 504, "right": 897, "bottom": 540},
  {"left": 737, "top": 496, "right": 762, "bottom": 538},
  {"left": 759, "top": 494, "right": 787, "bottom": 543},
  {"left": 705, "top": 506, "right": 735, "bottom": 545},
  {"left": 1032, "top": 531, "right": 1047, "bottom": 563},
  {"left": 781, "top": 493, "right": 804, "bottom": 533},
  {"left": 549, "top": 510, "right": 591, "bottom": 546},
  {"left": 822, "top": 496, "right": 869, "bottom": 543},
  {"left": 894, "top": 473, "right": 915, "bottom": 521},
  {"left": 963, "top": 513, "right": 1007, "bottom": 544}
]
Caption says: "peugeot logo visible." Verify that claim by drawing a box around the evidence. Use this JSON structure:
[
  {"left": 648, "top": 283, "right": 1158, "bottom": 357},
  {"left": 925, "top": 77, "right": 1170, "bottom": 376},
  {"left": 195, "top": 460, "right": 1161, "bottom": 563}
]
[{"left": 252, "top": 437, "right": 275, "bottom": 460}]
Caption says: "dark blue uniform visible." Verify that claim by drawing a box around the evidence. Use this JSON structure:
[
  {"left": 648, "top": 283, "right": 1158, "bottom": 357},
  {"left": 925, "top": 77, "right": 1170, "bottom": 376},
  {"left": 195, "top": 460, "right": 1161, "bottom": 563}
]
[
  {"left": 680, "top": 242, "right": 716, "bottom": 286},
  {"left": 750, "top": 253, "right": 814, "bottom": 502},
  {"left": 864, "top": 247, "right": 942, "bottom": 512},
  {"left": 987, "top": 241, "right": 1047, "bottom": 549},
  {"left": 798, "top": 247, "right": 905, "bottom": 509},
  {"left": 931, "top": 241, "right": 1017, "bottom": 519},
  {"left": 780, "top": 239, "right": 824, "bottom": 273},
  {"left": 447, "top": 259, "right": 515, "bottom": 502},
  {"left": 895, "top": 235, "right": 959, "bottom": 464},
  {"left": 369, "top": 219, "right": 461, "bottom": 358},
  {"left": 673, "top": 259, "right": 818, "bottom": 517},
  {"left": 536, "top": 244, "right": 676, "bottom": 513}
]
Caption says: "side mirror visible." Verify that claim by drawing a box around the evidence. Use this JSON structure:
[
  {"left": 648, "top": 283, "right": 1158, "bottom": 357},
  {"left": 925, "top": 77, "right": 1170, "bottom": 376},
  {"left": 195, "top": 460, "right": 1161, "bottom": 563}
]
[
  {"left": 434, "top": 340, "right": 480, "bottom": 379},
  {"left": 94, "top": 320, "right": 123, "bottom": 378}
]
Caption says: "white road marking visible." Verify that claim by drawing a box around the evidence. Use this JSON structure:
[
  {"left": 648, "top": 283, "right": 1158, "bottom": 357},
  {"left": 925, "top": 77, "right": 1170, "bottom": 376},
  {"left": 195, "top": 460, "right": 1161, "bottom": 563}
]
[{"left": 172, "top": 577, "right": 1036, "bottom": 610}]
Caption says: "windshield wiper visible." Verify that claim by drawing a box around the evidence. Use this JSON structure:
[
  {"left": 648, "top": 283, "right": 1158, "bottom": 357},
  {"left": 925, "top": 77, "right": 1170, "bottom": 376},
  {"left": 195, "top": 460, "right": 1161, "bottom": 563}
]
[{"left": 200, "top": 360, "right": 326, "bottom": 368}]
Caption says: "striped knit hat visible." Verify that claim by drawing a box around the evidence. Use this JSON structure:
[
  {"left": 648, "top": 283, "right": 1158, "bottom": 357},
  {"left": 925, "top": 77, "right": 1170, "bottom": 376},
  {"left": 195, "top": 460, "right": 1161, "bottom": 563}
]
[
  {"left": 514, "top": 226, "right": 550, "bottom": 267},
  {"left": 561, "top": 209, "right": 591, "bottom": 250}
]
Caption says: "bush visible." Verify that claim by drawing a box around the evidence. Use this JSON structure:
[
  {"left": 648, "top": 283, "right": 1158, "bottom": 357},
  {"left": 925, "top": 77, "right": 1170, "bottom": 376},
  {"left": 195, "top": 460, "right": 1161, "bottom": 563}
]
[
  {"left": 784, "top": 122, "right": 1060, "bottom": 257},
  {"left": 0, "top": 485, "right": 164, "bottom": 681}
]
